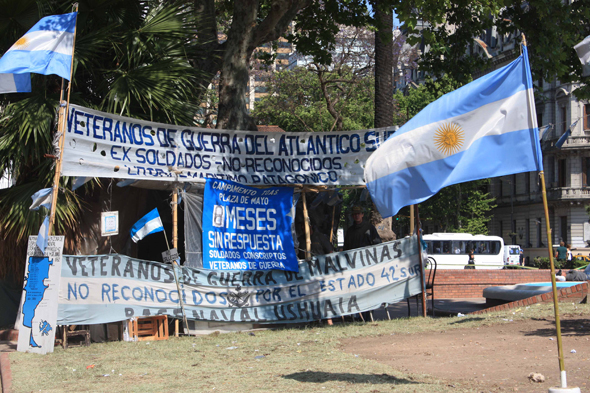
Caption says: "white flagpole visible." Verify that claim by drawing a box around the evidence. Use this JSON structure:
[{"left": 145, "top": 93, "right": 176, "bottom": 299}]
[{"left": 48, "top": 4, "right": 79, "bottom": 236}]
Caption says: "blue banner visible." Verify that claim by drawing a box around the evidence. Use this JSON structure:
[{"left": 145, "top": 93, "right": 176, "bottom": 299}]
[{"left": 202, "top": 179, "right": 298, "bottom": 272}]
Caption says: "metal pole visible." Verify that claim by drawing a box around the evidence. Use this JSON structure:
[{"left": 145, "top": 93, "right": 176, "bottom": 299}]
[{"left": 540, "top": 171, "right": 567, "bottom": 386}]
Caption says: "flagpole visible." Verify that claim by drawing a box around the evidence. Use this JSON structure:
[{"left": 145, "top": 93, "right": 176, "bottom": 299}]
[
  {"left": 522, "top": 34, "right": 573, "bottom": 391},
  {"left": 47, "top": 4, "right": 79, "bottom": 237}
]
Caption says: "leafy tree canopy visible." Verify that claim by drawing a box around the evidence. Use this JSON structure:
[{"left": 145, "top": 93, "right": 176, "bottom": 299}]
[
  {"left": 252, "top": 67, "right": 375, "bottom": 132},
  {"left": 392, "top": 0, "right": 590, "bottom": 99}
]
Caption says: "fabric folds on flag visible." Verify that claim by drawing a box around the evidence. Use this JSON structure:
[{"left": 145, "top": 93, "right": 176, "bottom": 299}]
[
  {"left": 30, "top": 187, "right": 53, "bottom": 210},
  {"left": 130, "top": 208, "right": 164, "bottom": 243},
  {"left": 36, "top": 216, "right": 50, "bottom": 253},
  {"left": 0, "top": 12, "right": 77, "bottom": 80},
  {"left": 575, "top": 35, "right": 590, "bottom": 76},
  {"left": 364, "top": 45, "right": 543, "bottom": 218},
  {"left": 0, "top": 73, "right": 31, "bottom": 93}
]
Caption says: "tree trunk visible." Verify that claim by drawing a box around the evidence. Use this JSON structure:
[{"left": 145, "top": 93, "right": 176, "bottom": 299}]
[
  {"left": 373, "top": 1, "right": 394, "bottom": 129},
  {"left": 216, "top": 0, "right": 259, "bottom": 131},
  {"left": 370, "top": 1, "right": 395, "bottom": 239}
]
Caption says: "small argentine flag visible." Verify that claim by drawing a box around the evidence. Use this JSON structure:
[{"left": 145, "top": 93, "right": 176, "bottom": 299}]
[
  {"left": 365, "top": 45, "right": 543, "bottom": 218},
  {"left": 130, "top": 208, "right": 165, "bottom": 243},
  {"left": 0, "top": 12, "right": 77, "bottom": 81}
]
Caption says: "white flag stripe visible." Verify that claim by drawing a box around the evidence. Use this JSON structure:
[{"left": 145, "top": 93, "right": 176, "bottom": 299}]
[
  {"left": 131, "top": 216, "right": 163, "bottom": 242},
  {"left": 9, "top": 30, "right": 74, "bottom": 56},
  {"left": 0, "top": 73, "right": 18, "bottom": 92},
  {"left": 575, "top": 36, "right": 590, "bottom": 65},
  {"left": 368, "top": 89, "right": 532, "bottom": 180}
]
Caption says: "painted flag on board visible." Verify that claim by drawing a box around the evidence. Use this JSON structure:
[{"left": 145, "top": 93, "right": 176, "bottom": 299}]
[
  {"left": 130, "top": 208, "right": 164, "bottom": 243},
  {"left": 0, "top": 73, "right": 31, "bottom": 94},
  {"left": 29, "top": 188, "right": 53, "bottom": 210},
  {"left": 575, "top": 35, "right": 590, "bottom": 76},
  {"left": 364, "top": 45, "right": 543, "bottom": 218},
  {"left": 555, "top": 119, "right": 580, "bottom": 148},
  {"left": 0, "top": 12, "right": 77, "bottom": 81},
  {"left": 36, "top": 216, "right": 50, "bottom": 253}
]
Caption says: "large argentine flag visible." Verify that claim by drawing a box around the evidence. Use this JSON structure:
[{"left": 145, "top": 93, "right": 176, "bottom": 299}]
[
  {"left": 0, "top": 12, "right": 77, "bottom": 81},
  {"left": 365, "top": 45, "right": 543, "bottom": 218},
  {"left": 130, "top": 208, "right": 165, "bottom": 243}
]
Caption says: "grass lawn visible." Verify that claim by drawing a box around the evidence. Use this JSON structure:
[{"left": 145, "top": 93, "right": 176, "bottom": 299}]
[{"left": 9, "top": 302, "right": 590, "bottom": 393}]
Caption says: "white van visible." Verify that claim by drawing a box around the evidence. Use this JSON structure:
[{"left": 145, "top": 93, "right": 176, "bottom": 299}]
[{"left": 503, "top": 245, "right": 521, "bottom": 266}]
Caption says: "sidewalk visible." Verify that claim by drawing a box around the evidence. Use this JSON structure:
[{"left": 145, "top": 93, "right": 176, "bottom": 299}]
[{"left": 371, "top": 297, "right": 488, "bottom": 320}]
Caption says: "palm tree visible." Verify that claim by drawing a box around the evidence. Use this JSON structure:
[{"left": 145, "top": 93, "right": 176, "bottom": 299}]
[{"left": 0, "top": 0, "right": 204, "bottom": 285}]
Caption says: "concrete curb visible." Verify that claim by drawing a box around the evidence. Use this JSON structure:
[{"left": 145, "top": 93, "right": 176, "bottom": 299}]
[{"left": 0, "top": 352, "right": 11, "bottom": 393}]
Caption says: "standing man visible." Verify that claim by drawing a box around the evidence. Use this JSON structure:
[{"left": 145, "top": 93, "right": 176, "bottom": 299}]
[
  {"left": 555, "top": 241, "right": 567, "bottom": 262},
  {"left": 344, "top": 206, "right": 381, "bottom": 251}
]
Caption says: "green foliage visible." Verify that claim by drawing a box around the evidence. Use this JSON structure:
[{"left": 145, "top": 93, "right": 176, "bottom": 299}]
[
  {"left": 0, "top": 0, "right": 204, "bottom": 251},
  {"left": 532, "top": 257, "right": 588, "bottom": 270},
  {"left": 252, "top": 67, "right": 375, "bottom": 132},
  {"left": 393, "top": 0, "right": 590, "bottom": 100},
  {"left": 418, "top": 180, "right": 496, "bottom": 235},
  {"left": 393, "top": 75, "right": 465, "bottom": 124}
]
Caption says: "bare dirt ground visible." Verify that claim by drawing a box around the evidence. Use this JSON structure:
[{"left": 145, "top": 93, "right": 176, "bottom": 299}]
[{"left": 342, "top": 314, "right": 590, "bottom": 392}]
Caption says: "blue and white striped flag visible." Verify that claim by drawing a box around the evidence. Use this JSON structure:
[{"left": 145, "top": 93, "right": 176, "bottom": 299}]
[
  {"left": 365, "top": 45, "right": 543, "bottom": 218},
  {"left": 0, "top": 73, "right": 31, "bottom": 94},
  {"left": 36, "top": 215, "right": 50, "bottom": 253},
  {"left": 29, "top": 187, "right": 53, "bottom": 210},
  {"left": 130, "top": 208, "right": 165, "bottom": 243},
  {"left": 0, "top": 12, "right": 77, "bottom": 81}
]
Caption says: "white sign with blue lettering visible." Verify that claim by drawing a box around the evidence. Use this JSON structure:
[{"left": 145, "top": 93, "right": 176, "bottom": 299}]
[
  {"left": 62, "top": 105, "right": 397, "bottom": 186},
  {"left": 202, "top": 179, "right": 298, "bottom": 272},
  {"left": 57, "top": 237, "right": 424, "bottom": 325}
]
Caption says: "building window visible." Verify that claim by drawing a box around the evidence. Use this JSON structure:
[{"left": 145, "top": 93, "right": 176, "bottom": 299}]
[
  {"left": 583, "top": 157, "right": 590, "bottom": 187},
  {"left": 561, "top": 106, "right": 567, "bottom": 134},
  {"left": 254, "top": 86, "right": 268, "bottom": 93},
  {"left": 536, "top": 218, "right": 543, "bottom": 247},
  {"left": 525, "top": 218, "right": 531, "bottom": 248},
  {"left": 537, "top": 112, "right": 543, "bottom": 128},
  {"left": 525, "top": 172, "right": 531, "bottom": 194},
  {"left": 558, "top": 159, "right": 566, "bottom": 187},
  {"left": 560, "top": 216, "right": 568, "bottom": 244},
  {"left": 584, "top": 103, "right": 590, "bottom": 130},
  {"left": 512, "top": 174, "right": 516, "bottom": 195},
  {"left": 499, "top": 220, "right": 503, "bottom": 239}
]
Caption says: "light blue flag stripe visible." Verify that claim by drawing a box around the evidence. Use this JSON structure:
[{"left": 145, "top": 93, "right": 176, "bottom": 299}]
[
  {"left": 27, "top": 13, "right": 77, "bottom": 34},
  {"left": 365, "top": 45, "right": 543, "bottom": 218},
  {"left": 0, "top": 51, "right": 72, "bottom": 81}
]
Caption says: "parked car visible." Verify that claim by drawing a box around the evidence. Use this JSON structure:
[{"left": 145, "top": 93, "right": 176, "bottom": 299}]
[
  {"left": 503, "top": 245, "right": 521, "bottom": 266},
  {"left": 573, "top": 254, "right": 590, "bottom": 262}
]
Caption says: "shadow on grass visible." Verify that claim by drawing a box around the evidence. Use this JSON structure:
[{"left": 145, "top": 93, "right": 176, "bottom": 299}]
[
  {"left": 449, "top": 317, "right": 485, "bottom": 324},
  {"left": 523, "top": 317, "right": 590, "bottom": 337},
  {"left": 283, "top": 371, "right": 419, "bottom": 385}
]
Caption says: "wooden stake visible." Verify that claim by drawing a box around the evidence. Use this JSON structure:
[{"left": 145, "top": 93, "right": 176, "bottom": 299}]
[
  {"left": 48, "top": 5, "right": 79, "bottom": 236},
  {"left": 410, "top": 205, "right": 414, "bottom": 236},
  {"left": 302, "top": 190, "right": 311, "bottom": 261},
  {"left": 329, "top": 205, "right": 336, "bottom": 243}
]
